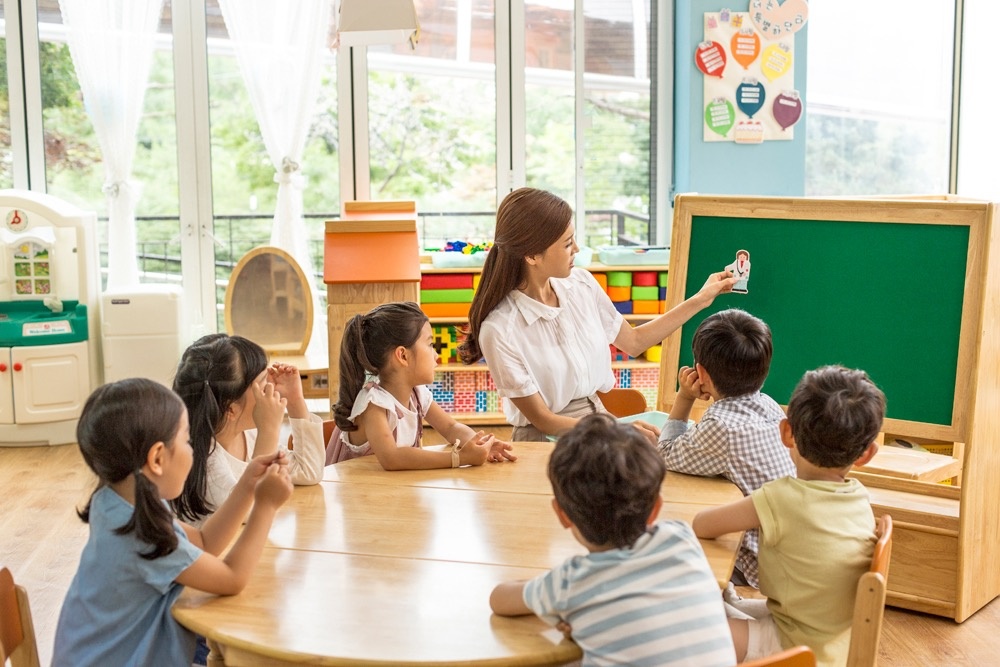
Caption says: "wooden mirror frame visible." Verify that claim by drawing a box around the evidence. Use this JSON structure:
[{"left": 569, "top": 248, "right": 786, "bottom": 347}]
[{"left": 224, "top": 246, "right": 313, "bottom": 355}]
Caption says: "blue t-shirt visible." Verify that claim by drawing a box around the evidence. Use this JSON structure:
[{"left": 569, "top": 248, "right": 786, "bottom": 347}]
[{"left": 52, "top": 486, "right": 204, "bottom": 667}]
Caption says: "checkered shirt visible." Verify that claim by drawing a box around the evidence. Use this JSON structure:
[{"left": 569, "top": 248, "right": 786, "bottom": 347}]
[{"left": 657, "top": 391, "right": 795, "bottom": 588}]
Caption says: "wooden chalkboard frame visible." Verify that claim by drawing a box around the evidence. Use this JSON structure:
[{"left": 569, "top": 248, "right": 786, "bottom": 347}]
[
  {"left": 658, "top": 194, "right": 1000, "bottom": 622},
  {"left": 658, "top": 195, "right": 991, "bottom": 443}
]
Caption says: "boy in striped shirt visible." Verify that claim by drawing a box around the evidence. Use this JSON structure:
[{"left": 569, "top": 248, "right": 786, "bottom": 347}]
[{"left": 490, "top": 413, "right": 736, "bottom": 667}]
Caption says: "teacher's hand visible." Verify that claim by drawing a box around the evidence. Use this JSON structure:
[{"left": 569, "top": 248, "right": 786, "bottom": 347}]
[
  {"left": 695, "top": 270, "right": 738, "bottom": 305},
  {"left": 629, "top": 420, "right": 660, "bottom": 447}
]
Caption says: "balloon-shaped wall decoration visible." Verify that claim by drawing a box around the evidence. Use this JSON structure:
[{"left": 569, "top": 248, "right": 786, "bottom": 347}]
[
  {"left": 705, "top": 98, "right": 736, "bottom": 137},
  {"left": 731, "top": 29, "right": 761, "bottom": 69},
  {"left": 773, "top": 90, "right": 803, "bottom": 130},
  {"left": 761, "top": 42, "right": 792, "bottom": 81},
  {"left": 736, "top": 79, "right": 766, "bottom": 118},
  {"left": 695, "top": 40, "right": 727, "bottom": 78}
]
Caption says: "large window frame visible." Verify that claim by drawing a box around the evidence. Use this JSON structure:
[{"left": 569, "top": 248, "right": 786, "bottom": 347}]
[{"left": 5, "top": 0, "right": 989, "bottom": 342}]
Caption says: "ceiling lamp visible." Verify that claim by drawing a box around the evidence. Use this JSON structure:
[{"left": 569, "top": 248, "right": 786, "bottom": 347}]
[{"left": 335, "top": 0, "right": 420, "bottom": 48}]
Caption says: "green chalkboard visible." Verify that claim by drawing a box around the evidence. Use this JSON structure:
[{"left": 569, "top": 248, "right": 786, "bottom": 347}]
[{"left": 677, "top": 215, "right": 969, "bottom": 426}]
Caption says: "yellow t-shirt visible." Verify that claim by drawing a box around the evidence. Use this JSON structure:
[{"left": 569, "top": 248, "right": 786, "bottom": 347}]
[{"left": 752, "top": 477, "right": 876, "bottom": 667}]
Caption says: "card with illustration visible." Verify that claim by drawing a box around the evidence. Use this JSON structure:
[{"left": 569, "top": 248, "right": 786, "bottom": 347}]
[{"left": 725, "top": 249, "right": 751, "bottom": 293}]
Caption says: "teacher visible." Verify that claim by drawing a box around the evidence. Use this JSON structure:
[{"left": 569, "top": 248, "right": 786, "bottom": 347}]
[{"left": 458, "top": 187, "right": 736, "bottom": 442}]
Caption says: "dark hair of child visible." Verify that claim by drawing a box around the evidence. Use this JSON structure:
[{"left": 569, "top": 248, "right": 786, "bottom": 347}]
[
  {"left": 549, "top": 413, "right": 666, "bottom": 549},
  {"left": 786, "top": 365, "right": 886, "bottom": 468},
  {"left": 171, "top": 333, "right": 268, "bottom": 522},
  {"left": 692, "top": 308, "right": 772, "bottom": 397},
  {"left": 76, "top": 378, "right": 186, "bottom": 560},
  {"left": 459, "top": 187, "right": 572, "bottom": 364},
  {"left": 334, "top": 302, "right": 429, "bottom": 433}
]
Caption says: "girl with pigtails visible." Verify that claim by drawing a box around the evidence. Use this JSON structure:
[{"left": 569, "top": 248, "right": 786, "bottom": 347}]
[
  {"left": 171, "top": 333, "right": 325, "bottom": 526},
  {"left": 327, "top": 301, "right": 515, "bottom": 470}
]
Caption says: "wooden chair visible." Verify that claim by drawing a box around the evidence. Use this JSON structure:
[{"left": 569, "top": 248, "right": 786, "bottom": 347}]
[
  {"left": 596, "top": 388, "right": 647, "bottom": 418},
  {"left": 0, "top": 566, "right": 40, "bottom": 667},
  {"left": 847, "top": 514, "right": 893, "bottom": 667},
  {"left": 739, "top": 646, "right": 816, "bottom": 667}
]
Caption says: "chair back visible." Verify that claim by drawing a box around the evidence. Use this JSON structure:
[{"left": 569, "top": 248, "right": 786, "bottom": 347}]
[
  {"left": 0, "top": 566, "right": 40, "bottom": 667},
  {"left": 847, "top": 514, "right": 893, "bottom": 667},
  {"left": 738, "top": 645, "right": 816, "bottom": 667},
  {"left": 323, "top": 419, "right": 336, "bottom": 446},
  {"left": 596, "top": 388, "right": 647, "bottom": 418}
]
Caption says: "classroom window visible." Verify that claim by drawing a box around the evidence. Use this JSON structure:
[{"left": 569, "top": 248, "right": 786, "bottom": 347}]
[
  {"left": 205, "top": 0, "right": 338, "bottom": 329},
  {"left": 525, "top": 0, "right": 653, "bottom": 248},
  {"left": 805, "top": 0, "right": 954, "bottom": 196},
  {"left": 956, "top": 0, "right": 999, "bottom": 200},
  {"left": 366, "top": 0, "right": 498, "bottom": 249},
  {"left": 37, "top": 0, "right": 181, "bottom": 289},
  {"left": 0, "top": 4, "right": 10, "bottom": 190}
]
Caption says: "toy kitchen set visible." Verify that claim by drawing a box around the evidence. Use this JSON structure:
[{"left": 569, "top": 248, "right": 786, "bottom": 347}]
[{"left": 0, "top": 190, "right": 101, "bottom": 446}]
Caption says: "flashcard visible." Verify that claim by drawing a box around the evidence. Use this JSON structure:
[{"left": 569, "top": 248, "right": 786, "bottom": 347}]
[{"left": 725, "top": 249, "right": 751, "bottom": 293}]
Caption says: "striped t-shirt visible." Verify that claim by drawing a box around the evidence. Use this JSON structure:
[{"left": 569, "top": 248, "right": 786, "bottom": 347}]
[{"left": 523, "top": 520, "right": 736, "bottom": 667}]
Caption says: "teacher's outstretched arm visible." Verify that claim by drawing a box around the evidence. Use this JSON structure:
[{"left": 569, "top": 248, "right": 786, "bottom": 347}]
[{"left": 613, "top": 271, "right": 736, "bottom": 357}]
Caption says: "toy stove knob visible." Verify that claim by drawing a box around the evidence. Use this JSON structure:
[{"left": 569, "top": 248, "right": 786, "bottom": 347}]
[
  {"left": 0, "top": 364, "right": 6, "bottom": 372},
  {"left": 12, "top": 363, "right": 22, "bottom": 372}
]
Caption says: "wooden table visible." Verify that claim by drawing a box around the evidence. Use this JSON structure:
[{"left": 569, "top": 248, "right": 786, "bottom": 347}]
[{"left": 174, "top": 442, "right": 743, "bottom": 666}]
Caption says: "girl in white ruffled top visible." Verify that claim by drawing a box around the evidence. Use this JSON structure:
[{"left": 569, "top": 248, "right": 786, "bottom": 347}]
[
  {"left": 171, "top": 334, "right": 325, "bottom": 527},
  {"left": 328, "top": 302, "right": 516, "bottom": 470}
]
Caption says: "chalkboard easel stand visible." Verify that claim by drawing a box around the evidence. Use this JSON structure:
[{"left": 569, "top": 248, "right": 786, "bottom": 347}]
[{"left": 658, "top": 194, "right": 1000, "bottom": 622}]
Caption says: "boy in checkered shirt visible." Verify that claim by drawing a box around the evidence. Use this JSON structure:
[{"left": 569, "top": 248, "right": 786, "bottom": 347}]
[{"left": 657, "top": 308, "right": 794, "bottom": 588}]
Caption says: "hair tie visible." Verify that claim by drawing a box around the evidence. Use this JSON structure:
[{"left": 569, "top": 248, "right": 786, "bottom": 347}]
[{"left": 204, "top": 379, "right": 210, "bottom": 387}]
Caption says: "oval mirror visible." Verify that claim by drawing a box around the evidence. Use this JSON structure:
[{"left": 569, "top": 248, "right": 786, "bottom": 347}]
[{"left": 224, "top": 246, "right": 313, "bottom": 355}]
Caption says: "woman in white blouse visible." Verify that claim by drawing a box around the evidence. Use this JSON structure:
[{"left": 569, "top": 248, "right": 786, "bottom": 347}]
[{"left": 459, "top": 188, "right": 735, "bottom": 442}]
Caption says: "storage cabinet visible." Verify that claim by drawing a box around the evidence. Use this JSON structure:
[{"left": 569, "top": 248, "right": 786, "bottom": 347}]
[
  {"left": 421, "top": 262, "right": 667, "bottom": 425},
  {"left": 0, "top": 342, "right": 90, "bottom": 446}
]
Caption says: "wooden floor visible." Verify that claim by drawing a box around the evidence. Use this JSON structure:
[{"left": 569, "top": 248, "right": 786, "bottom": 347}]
[{"left": 1, "top": 443, "right": 998, "bottom": 666}]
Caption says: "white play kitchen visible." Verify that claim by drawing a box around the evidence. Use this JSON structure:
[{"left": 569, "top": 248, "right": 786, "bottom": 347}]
[{"left": 0, "top": 190, "right": 101, "bottom": 445}]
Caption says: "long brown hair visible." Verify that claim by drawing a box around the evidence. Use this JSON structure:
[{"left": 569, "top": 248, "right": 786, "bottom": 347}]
[
  {"left": 334, "top": 302, "right": 429, "bottom": 432},
  {"left": 171, "top": 333, "right": 268, "bottom": 522},
  {"left": 458, "top": 187, "right": 572, "bottom": 363}
]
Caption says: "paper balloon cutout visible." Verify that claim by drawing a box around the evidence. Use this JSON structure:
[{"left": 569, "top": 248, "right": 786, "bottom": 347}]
[
  {"left": 705, "top": 98, "right": 736, "bottom": 137},
  {"left": 750, "top": 0, "right": 809, "bottom": 41},
  {"left": 761, "top": 42, "right": 792, "bottom": 81},
  {"left": 731, "top": 30, "right": 761, "bottom": 69},
  {"left": 736, "top": 79, "right": 766, "bottom": 118},
  {"left": 695, "top": 40, "right": 727, "bottom": 78},
  {"left": 773, "top": 90, "right": 803, "bottom": 130}
]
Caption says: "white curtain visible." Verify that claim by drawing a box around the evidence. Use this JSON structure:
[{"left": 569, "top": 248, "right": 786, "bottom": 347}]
[
  {"left": 218, "top": 0, "right": 332, "bottom": 360},
  {"left": 59, "top": 0, "right": 164, "bottom": 290}
]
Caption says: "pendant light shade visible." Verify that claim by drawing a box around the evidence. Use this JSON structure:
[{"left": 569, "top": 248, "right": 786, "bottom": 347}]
[{"left": 336, "top": 0, "right": 419, "bottom": 48}]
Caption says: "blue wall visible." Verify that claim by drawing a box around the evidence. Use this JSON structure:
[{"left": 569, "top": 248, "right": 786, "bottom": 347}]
[{"left": 674, "top": 2, "right": 808, "bottom": 197}]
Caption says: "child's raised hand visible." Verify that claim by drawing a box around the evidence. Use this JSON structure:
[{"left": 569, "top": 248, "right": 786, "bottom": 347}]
[
  {"left": 268, "top": 362, "right": 304, "bottom": 403},
  {"left": 677, "top": 365, "right": 710, "bottom": 401},
  {"left": 253, "top": 460, "right": 293, "bottom": 508},
  {"left": 251, "top": 380, "right": 287, "bottom": 434}
]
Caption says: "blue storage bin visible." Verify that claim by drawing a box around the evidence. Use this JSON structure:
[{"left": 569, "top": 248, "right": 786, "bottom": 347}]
[{"left": 598, "top": 245, "right": 670, "bottom": 266}]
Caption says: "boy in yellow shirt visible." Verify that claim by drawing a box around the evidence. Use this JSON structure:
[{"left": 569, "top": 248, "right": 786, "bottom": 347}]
[{"left": 692, "top": 365, "right": 884, "bottom": 666}]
